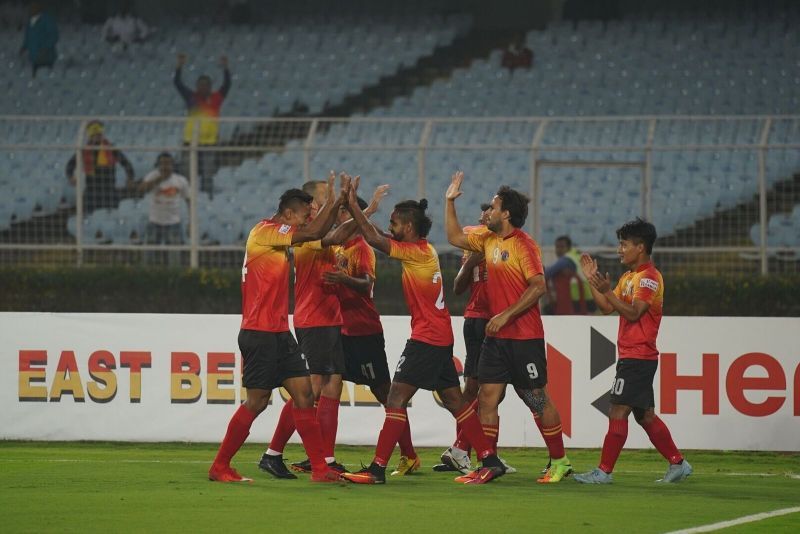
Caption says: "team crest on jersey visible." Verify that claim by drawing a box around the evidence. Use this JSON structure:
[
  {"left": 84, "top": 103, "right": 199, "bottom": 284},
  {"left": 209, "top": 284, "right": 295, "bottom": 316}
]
[
  {"left": 278, "top": 224, "right": 291, "bottom": 234},
  {"left": 622, "top": 279, "right": 634, "bottom": 297},
  {"left": 640, "top": 278, "right": 659, "bottom": 291},
  {"left": 501, "top": 250, "right": 510, "bottom": 262}
]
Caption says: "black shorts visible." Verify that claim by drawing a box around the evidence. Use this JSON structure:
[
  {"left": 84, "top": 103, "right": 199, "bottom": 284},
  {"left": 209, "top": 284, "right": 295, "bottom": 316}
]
[
  {"left": 479, "top": 337, "right": 548, "bottom": 389},
  {"left": 392, "top": 339, "right": 460, "bottom": 392},
  {"left": 238, "top": 329, "right": 309, "bottom": 390},
  {"left": 609, "top": 358, "right": 658, "bottom": 409},
  {"left": 463, "top": 318, "right": 488, "bottom": 379},
  {"left": 295, "top": 326, "right": 346, "bottom": 375},
  {"left": 342, "top": 333, "right": 391, "bottom": 387}
]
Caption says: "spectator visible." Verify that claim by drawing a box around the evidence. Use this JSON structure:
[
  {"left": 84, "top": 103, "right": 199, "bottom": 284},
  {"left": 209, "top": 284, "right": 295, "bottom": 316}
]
[
  {"left": 138, "top": 152, "right": 190, "bottom": 266},
  {"left": 544, "top": 235, "right": 595, "bottom": 314},
  {"left": 173, "top": 53, "right": 231, "bottom": 198},
  {"left": 19, "top": 1, "right": 58, "bottom": 77},
  {"left": 501, "top": 34, "right": 533, "bottom": 72},
  {"left": 66, "top": 120, "right": 135, "bottom": 213},
  {"left": 102, "top": 7, "right": 151, "bottom": 51}
]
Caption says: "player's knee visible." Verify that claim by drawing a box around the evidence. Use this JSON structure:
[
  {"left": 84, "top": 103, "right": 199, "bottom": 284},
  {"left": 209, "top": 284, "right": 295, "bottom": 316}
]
[
  {"left": 633, "top": 408, "right": 654, "bottom": 426},
  {"left": 245, "top": 393, "right": 270, "bottom": 414},
  {"left": 519, "top": 389, "right": 546, "bottom": 416}
]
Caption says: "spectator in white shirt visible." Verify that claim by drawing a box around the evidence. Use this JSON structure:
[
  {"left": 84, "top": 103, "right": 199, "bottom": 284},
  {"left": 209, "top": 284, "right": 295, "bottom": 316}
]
[
  {"left": 138, "top": 153, "right": 189, "bottom": 265},
  {"left": 102, "top": 8, "right": 150, "bottom": 50}
]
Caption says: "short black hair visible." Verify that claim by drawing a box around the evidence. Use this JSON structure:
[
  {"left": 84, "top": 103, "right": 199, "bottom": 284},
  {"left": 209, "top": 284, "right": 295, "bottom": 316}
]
[
  {"left": 555, "top": 235, "right": 572, "bottom": 248},
  {"left": 302, "top": 180, "right": 326, "bottom": 195},
  {"left": 495, "top": 186, "right": 529, "bottom": 228},
  {"left": 197, "top": 75, "right": 211, "bottom": 85},
  {"left": 393, "top": 198, "right": 432, "bottom": 238},
  {"left": 356, "top": 196, "right": 368, "bottom": 211},
  {"left": 278, "top": 188, "right": 313, "bottom": 213},
  {"left": 616, "top": 217, "right": 657, "bottom": 254},
  {"left": 154, "top": 152, "right": 173, "bottom": 166}
]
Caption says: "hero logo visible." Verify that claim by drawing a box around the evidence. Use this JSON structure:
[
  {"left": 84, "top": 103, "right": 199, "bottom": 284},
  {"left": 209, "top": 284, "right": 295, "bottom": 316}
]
[{"left": 546, "top": 328, "right": 800, "bottom": 436}]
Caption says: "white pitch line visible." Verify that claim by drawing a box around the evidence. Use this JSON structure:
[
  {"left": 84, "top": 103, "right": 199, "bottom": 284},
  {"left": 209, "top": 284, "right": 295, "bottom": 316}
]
[{"left": 665, "top": 506, "right": 800, "bottom": 534}]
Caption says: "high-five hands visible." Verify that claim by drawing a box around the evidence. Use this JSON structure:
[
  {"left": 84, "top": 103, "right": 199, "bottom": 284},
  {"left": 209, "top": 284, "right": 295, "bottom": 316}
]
[{"left": 445, "top": 171, "right": 464, "bottom": 201}]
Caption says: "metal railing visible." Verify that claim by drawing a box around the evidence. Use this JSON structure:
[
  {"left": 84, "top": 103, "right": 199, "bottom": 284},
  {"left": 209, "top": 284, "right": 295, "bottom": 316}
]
[{"left": 1, "top": 114, "right": 798, "bottom": 275}]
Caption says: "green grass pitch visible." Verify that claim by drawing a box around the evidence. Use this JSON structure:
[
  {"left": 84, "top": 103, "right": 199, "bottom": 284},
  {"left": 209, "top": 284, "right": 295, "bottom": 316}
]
[{"left": 1, "top": 442, "right": 798, "bottom": 533}]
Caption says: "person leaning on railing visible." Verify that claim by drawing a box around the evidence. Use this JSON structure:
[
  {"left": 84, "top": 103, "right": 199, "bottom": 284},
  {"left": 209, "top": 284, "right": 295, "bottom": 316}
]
[{"left": 173, "top": 53, "right": 231, "bottom": 198}]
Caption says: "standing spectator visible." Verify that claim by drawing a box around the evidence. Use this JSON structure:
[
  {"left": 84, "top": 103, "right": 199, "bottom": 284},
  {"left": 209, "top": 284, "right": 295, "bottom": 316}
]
[
  {"left": 102, "top": 7, "right": 151, "bottom": 51},
  {"left": 501, "top": 34, "right": 533, "bottom": 73},
  {"left": 173, "top": 53, "right": 231, "bottom": 198},
  {"left": 65, "top": 120, "right": 135, "bottom": 212},
  {"left": 19, "top": 1, "right": 58, "bottom": 77},
  {"left": 138, "top": 153, "right": 190, "bottom": 266},
  {"left": 544, "top": 235, "right": 595, "bottom": 314}
]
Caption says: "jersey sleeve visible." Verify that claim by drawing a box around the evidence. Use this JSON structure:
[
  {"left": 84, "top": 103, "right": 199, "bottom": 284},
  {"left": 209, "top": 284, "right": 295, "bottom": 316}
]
[
  {"left": 517, "top": 240, "right": 544, "bottom": 281},
  {"left": 633, "top": 272, "right": 661, "bottom": 305},
  {"left": 465, "top": 230, "right": 489, "bottom": 253},
  {"left": 251, "top": 222, "right": 294, "bottom": 248},
  {"left": 389, "top": 239, "right": 426, "bottom": 263},
  {"left": 300, "top": 239, "right": 324, "bottom": 251}
]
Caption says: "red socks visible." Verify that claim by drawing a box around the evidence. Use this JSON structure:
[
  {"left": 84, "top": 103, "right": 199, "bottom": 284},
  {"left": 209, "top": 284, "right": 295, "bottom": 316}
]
[
  {"left": 213, "top": 404, "right": 258, "bottom": 467},
  {"left": 397, "top": 418, "right": 416, "bottom": 459},
  {"left": 541, "top": 423, "right": 565, "bottom": 460},
  {"left": 642, "top": 415, "right": 683, "bottom": 465},
  {"left": 454, "top": 404, "right": 494, "bottom": 460},
  {"left": 293, "top": 406, "right": 328, "bottom": 473},
  {"left": 482, "top": 423, "right": 499, "bottom": 451},
  {"left": 268, "top": 398, "right": 296, "bottom": 453},
  {"left": 453, "top": 399, "right": 477, "bottom": 453},
  {"left": 599, "top": 418, "right": 628, "bottom": 473},
  {"left": 373, "top": 407, "right": 408, "bottom": 467},
  {"left": 316, "top": 395, "right": 340, "bottom": 459}
]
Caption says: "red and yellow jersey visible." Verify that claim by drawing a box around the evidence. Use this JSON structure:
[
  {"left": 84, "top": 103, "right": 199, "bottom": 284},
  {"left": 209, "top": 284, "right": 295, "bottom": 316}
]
[
  {"left": 462, "top": 225, "right": 491, "bottom": 320},
  {"left": 388, "top": 239, "right": 453, "bottom": 347},
  {"left": 240, "top": 218, "right": 295, "bottom": 332},
  {"left": 613, "top": 262, "right": 664, "bottom": 361},
  {"left": 466, "top": 228, "right": 545, "bottom": 340},
  {"left": 334, "top": 236, "right": 383, "bottom": 336},
  {"left": 293, "top": 240, "right": 343, "bottom": 328}
]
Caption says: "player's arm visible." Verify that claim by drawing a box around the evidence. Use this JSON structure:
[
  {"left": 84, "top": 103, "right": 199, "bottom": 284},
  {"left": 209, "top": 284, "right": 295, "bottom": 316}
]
[
  {"left": 588, "top": 271, "right": 650, "bottom": 322},
  {"left": 486, "top": 274, "right": 546, "bottom": 336},
  {"left": 444, "top": 171, "right": 475, "bottom": 251},
  {"left": 322, "top": 181, "right": 389, "bottom": 246},
  {"left": 291, "top": 172, "right": 347, "bottom": 244},
  {"left": 580, "top": 253, "right": 615, "bottom": 314},
  {"left": 347, "top": 184, "right": 390, "bottom": 255},
  {"left": 453, "top": 251, "right": 484, "bottom": 295},
  {"left": 323, "top": 271, "right": 372, "bottom": 295}
]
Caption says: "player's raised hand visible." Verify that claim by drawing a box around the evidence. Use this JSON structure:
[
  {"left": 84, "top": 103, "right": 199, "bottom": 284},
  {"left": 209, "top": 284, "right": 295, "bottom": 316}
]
[
  {"left": 446, "top": 171, "right": 464, "bottom": 201},
  {"left": 580, "top": 253, "right": 598, "bottom": 279},
  {"left": 365, "top": 184, "right": 389, "bottom": 216},
  {"left": 351, "top": 175, "right": 361, "bottom": 192},
  {"left": 176, "top": 53, "right": 187, "bottom": 68},
  {"left": 219, "top": 55, "right": 229, "bottom": 69},
  {"left": 325, "top": 170, "right": 336, "bottom": 202}
]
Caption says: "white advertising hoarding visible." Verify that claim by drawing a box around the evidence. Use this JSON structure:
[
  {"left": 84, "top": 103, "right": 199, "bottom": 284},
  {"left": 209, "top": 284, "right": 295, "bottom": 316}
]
[{"left": 1, "top": 313, "right": 798, "bottom": 450}]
